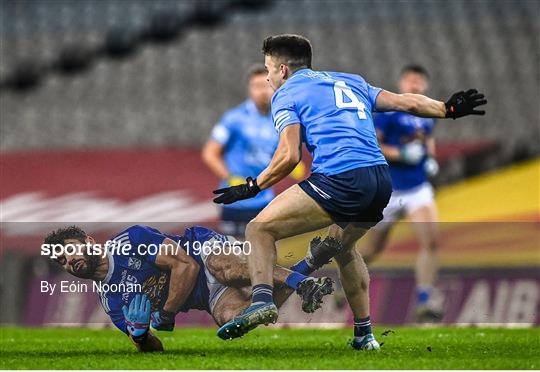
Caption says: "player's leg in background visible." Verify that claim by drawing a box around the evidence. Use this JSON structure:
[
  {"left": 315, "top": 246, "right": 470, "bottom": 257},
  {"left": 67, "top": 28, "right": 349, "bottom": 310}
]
[
  {"left": 244, "top": 184, "right": 334, "bottom": 303},
  {"left": 407, "top": 200, "right": 441, "bottom": 321},
  {"left": 355, "top": 223, "right": 393, "bottom": 265},
  {"left": 355, "top": 193, "right": 402, "bottom": 265}
]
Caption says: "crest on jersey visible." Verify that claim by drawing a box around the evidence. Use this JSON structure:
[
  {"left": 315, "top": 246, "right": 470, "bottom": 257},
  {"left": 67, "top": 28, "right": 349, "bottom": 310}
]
[{"left": 128, "top": 257, "right": 142, "bottom": 270}]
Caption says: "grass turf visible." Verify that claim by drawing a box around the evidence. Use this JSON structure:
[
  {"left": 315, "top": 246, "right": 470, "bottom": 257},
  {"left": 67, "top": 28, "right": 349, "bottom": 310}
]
[{"left": 1, "top": 326, "right": 539, "bottom": 369}]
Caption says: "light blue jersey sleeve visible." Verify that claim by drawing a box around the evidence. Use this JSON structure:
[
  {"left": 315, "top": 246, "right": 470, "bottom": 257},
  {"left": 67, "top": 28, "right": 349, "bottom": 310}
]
[
  {"left": 366, "top": 83, "right": 382, "bottom": 111},
  {"left": 271, "top": 89, "right": 301, "bottom": 133}
]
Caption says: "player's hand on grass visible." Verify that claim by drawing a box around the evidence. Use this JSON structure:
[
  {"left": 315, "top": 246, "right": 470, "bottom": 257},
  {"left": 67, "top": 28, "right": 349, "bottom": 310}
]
[
  {"left": 122, "top": 294, "right": 151, "bottom": 338},
  {"left": 151, "top": 309, "right": 176, "bottom": 331},
  {"left": 445, "top": 89, "right": 487, "bottom": 119},
  {"left": 213, "top": 176, "right": 261, "bottom": 204},
  {"left": 400, "top": 141, "right": 425, "bottom": 165}
]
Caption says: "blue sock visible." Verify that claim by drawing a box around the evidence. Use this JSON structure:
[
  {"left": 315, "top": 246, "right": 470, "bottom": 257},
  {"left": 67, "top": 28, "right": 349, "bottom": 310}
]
[
  {"left": 285, "top": 271, "right": 308, "bottom": 290},
  {"left": 417, "top": 286, "right": 432, "bottom": 305},
  {"left": 290, "top": 258, "right": 315, "bottom": 275},
  {"left": 354, "top": 316, "right": 372, "bottom": 338},
  {"left": 252, "top": 284, "right": 273, "bottom": 304}
]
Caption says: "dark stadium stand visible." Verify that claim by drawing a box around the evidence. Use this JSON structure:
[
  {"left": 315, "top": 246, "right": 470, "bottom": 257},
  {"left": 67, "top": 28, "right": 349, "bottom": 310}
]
[{"left": 1, "top": 0, "right": 539, "bottom": 164}]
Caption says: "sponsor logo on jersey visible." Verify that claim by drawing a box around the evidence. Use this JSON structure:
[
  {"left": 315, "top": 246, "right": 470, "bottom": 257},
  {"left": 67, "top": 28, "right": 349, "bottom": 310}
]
[{"left": 128, "top": 257, "right": 142, "bottom": 270}]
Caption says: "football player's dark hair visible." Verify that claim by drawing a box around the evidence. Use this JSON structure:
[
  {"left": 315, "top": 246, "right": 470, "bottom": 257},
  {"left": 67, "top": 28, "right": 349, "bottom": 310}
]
[
  {"left": 247, "top": 63, "right": 267, "bottom": 80},
  {"left": 262, "top": 34, "right": 312, "bottom": 70},
  {"left": 44, "top": 225, "right": 87, "bottom": 246},
  {"left": 400, "top": 64, "right": 430, "bottom": 79},
  {"left": 245, "top": 63, "right": 268, "bottom": 84}
]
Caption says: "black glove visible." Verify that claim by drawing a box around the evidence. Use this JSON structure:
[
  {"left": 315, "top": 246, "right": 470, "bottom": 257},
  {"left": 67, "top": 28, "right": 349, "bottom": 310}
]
[
  {"left": 445, "top": 89, "right": 487, "bottom": 119},
  {"left": 213, "top": 177, "right": 261, "bottom": 205}
]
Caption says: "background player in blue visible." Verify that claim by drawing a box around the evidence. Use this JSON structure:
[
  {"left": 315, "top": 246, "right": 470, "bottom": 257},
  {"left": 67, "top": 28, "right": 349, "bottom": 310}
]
[
  {"left": 202, "top": 65, "right": 276, "bottom": 238},
  {"left": 213, "top": 34, "right": 487, "bottom": 349},
  {"left": 357, "top": 65, "right": 443, "bottom": 323},
  {"left": 44, "top": 224, "right": 336, "bottom": 351},
  {"left": 202, "top": 64, "right": 304, "bottom": 238}
]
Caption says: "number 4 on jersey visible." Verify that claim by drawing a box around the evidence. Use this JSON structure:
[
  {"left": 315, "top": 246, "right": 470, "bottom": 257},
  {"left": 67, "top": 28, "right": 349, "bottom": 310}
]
[{"left": 333, "top": 81, "right": 367, "bottom": 119}]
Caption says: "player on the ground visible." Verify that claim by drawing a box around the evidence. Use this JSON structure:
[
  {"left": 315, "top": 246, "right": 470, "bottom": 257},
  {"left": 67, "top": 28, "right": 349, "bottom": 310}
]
[
  {"left": 43, "top": 224, "right": 334, "bottom": 352},
  {"left": 356, "top": 65, "right": 443, "bottom": 322},
  {"left": 212, "top": 34, "right": 486, "bottom": 350},
  {"left": 202, "top": 64, "right": 305, "bottom": 238}
]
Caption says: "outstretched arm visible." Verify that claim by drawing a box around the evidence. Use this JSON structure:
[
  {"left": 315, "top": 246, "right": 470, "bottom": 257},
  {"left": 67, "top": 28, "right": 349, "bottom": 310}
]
[
  {"left": 376, "top": 89, "right": 487, "bottom": 119},
  {"left": 150, "top": 238, "right": 200, "bottom": 330},
  {"left": 376, "top": 90, "right": 446, "bottom": 118}
]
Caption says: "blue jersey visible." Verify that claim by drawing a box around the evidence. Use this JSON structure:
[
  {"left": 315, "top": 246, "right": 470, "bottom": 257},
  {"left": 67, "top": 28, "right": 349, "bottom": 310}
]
[
  {"left": 99, "top": 225, "right": 221, "bottom": 334},
  {"left": 271, "top": 69, "right": 387, "bottom": 176},
  {"left": 211, "top": 100, "right": 278, "bottom": 210},
  {"left": 374, "top": 112, "right": 435, "bottom": 190}
]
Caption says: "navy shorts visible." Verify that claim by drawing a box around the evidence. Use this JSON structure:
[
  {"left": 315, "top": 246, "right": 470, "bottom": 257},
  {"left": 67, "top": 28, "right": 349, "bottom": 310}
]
[{"left": 299, "top": 165, "right": 393, "bottom": 229}]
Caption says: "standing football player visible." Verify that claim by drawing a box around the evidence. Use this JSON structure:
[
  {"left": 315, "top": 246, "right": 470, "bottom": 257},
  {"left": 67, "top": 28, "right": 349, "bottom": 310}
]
[
  {"left": 357, "top": 65, "right": 443, "bottom": 322},
  {"left": 213, "top": 34, "right": 486, "bottom": 350}
]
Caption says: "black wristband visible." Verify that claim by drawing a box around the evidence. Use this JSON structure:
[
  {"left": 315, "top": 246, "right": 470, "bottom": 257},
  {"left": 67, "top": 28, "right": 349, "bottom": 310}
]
[{"left": 246, "top": 177, "right": 261, "bottom": 194}]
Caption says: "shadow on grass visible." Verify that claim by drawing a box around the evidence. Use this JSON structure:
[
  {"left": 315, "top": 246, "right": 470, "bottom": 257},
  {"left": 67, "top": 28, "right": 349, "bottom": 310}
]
[{"left": 1, "top": 343, "right": 337, "bottom": 359}]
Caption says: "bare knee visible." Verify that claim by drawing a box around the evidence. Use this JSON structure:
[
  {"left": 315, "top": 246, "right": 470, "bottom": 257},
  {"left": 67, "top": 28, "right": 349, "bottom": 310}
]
[
  {"left": 245, "top": 219, "right": 263, "bottom": 238},
  {"left": 245, "top": 219, "right": 278, "bottom": 241},
  {"left": 206, "top": 255, "right": 227, "bottom": 283}
]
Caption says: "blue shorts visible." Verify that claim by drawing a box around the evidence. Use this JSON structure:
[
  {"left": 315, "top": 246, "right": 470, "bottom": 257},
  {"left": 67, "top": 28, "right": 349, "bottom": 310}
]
[{"left": 299, "top": 165, "right": 393, "bottom": 229}]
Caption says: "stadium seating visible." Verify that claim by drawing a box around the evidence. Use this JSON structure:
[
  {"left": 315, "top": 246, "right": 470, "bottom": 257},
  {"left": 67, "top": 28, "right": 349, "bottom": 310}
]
[{"left": 1, "top": 0, "right": 538, "bottom": 162}]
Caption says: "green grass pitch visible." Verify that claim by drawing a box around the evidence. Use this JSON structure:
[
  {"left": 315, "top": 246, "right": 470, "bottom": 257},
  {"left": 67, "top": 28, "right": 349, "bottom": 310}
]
[{"left": 1, "top": 326, "right": 539, "bottom": 369}]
